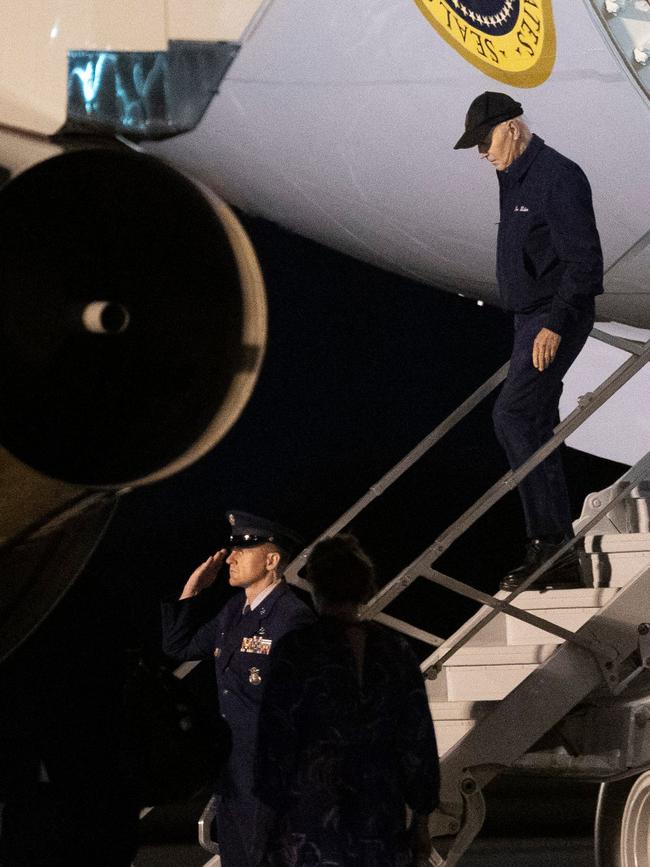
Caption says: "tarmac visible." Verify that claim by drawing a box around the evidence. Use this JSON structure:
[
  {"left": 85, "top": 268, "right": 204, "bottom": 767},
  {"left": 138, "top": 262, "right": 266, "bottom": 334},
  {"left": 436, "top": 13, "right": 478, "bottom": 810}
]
[
  {"left": 134, "top": 779, "right": 598, "bottom": 867},
  {"left": 134, "top": 836, "right": 595, "bottom": 867}
]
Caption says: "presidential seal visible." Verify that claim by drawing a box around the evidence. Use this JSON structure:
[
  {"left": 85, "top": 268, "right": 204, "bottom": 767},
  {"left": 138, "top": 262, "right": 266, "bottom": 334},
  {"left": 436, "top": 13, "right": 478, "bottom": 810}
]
[{"left": 413, "top": 0, "right": 556, "bottom": 87}]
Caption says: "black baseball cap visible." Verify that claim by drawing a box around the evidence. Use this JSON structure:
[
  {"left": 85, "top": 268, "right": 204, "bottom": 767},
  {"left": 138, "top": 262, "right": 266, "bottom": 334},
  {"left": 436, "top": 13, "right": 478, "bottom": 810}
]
[{"left": 454, "top": 91, "right": 523, "bottom": 149}]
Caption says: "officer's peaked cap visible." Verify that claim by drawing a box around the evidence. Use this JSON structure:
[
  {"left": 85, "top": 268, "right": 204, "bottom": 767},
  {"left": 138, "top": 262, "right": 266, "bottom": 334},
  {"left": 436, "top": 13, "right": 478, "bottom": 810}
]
[{"left": 226, "top": 510, "right": 304, "bottom": 557}]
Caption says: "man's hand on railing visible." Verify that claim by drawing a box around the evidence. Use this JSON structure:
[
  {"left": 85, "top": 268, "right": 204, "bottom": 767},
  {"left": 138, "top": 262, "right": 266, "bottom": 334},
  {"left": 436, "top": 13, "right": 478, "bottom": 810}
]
[{"left": 179, "top": 549, "right": 228, "bottom": 599}]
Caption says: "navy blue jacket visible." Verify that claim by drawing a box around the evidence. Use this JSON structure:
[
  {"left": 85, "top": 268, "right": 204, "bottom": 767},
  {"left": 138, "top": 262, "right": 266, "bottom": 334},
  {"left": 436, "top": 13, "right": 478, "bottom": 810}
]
[
  {"left": 497, "top": 134, "right": 603, "bottom": 334},
  {"left": 161, "top": 582, "right": 315, "bottom": 802}
]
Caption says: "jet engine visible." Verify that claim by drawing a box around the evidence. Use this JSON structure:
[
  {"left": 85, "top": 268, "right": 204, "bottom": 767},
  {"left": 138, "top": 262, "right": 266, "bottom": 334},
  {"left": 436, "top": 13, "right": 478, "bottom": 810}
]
[{"left": 0, "top": 129, "right": 267, "bottom": 661}]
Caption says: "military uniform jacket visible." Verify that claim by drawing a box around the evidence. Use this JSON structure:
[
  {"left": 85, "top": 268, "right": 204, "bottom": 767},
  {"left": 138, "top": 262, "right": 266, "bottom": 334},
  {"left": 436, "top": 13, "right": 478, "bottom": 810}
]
[
  {"left": 496, "top": 134, "right": 603, "bottom": 335},
  {"left": 161, "top": 582, "right": 315, "bottom": 799}
]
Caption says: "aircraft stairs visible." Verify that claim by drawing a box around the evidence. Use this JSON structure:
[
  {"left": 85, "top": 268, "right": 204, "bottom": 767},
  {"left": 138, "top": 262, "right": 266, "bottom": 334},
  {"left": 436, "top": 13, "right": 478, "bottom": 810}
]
[
  {"left": 429, "top": 476, "right": 650, "bottom": 756},
  {"left": 283, "top": 327, "right": 650, "bottom": 867},
  {"left": 187, "top": 327, "right": 650, "bottom": 865},
  {"left": 426, "top": 469, "right": 650, "bottom": 867}
]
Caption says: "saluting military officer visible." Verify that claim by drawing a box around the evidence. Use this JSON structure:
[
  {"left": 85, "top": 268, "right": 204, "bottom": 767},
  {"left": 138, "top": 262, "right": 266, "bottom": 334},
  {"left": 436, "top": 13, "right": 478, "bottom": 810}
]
[{"left": 161, "top": 511, "right": 315, "bottom": 867}]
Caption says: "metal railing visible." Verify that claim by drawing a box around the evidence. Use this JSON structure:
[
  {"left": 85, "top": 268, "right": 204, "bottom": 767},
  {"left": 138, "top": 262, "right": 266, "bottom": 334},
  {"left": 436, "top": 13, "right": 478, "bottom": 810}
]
[
  {"left": 286, "top": 330, "right": 650, "bottom": 672},
  {"left": 284, "top": 361, "right": 511, "bottom": 589}
]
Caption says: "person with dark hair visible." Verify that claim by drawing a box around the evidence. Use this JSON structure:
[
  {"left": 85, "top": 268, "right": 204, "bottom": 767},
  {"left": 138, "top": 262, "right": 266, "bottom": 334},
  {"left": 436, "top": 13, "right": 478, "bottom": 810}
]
[
  {"left": 255, "top": 534, "right": 440, "bottom": 867},
  {"left": 161, "top": 511, "right": 315, "bottom": 867}
]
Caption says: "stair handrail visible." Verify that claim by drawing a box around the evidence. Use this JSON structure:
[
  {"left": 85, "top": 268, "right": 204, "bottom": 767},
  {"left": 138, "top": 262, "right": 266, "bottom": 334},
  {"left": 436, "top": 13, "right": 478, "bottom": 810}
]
[
  {"left": 287, "top": 331, "right": 649, "bottom": 588},
  {"left": 421, "top": 452, "right": 650, "bottom": 677},
  {"left": 360, "top": 338, "right": 650, "bottom": 616},
  {"left": 360, "top": 475, "right": 638, "bottom": 670},
  {"left": 285, "top": 333, "right": 650, "bottom": 671},
  {"left": 283, "top": 361, "right": 510, "bottom": 585}
]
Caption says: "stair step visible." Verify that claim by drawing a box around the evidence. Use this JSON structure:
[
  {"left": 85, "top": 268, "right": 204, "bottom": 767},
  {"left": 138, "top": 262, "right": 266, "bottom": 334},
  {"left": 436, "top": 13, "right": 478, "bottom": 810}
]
[
  {"left": 450, "top": 644, "right": 558, "bottom": 665},
  {"left": 462, "top": 590, "right": 615, "bottom": 649},
  {"left": 508, "top": 588, "right": 617, "bottom": 609},
  {"left": 428, "top": 700, "right": 495, "bottom": 720},
  {"left": 506, "top": 605, "right": 599, "bottom": 646},
  {"left": 428, "top": 701, "right": 495, "bottom": 755},
  {"left": 595, "top": 556, "right": 650, "bottom": 588},
  {"left": 584, "top": 534, "right": 650, "bottom": 587},
  {"left": 445, "top": 644, "right": 557, "bottom": 702},
  {"left": 584, "top": 532, "right": 650, "bottom": 553},
  {"left": 504, "top": 588, "right": 617, "bottom": 646},
  {"left": 434, "top": 719, "right": 476, "bottom": 755},
  {"left": 448, "top": 663, "right": 539, "bottom": 701},
  {"left": 462, "top": 611, "right": 508, "bottom": 647}
]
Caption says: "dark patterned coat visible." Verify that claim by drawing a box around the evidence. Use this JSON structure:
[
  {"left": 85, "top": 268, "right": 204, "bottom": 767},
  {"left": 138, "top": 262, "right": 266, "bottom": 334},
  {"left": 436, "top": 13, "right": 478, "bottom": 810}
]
[{"left": 255, "top": 618, "right": 440, "bottom": 867}]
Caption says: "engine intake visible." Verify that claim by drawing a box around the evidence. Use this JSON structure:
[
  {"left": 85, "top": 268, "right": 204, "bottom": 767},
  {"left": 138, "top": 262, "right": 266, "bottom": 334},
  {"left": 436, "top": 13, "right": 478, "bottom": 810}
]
[
  {"left": 0, "top": 144, "right": 266, "bottom": 488},
  {"left": 0, "top": 137, "right": 266, "bottom": 661}
]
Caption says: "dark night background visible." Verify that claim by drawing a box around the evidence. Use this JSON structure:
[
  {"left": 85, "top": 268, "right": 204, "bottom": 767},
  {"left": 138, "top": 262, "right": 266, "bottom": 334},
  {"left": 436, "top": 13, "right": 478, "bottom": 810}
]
[{"left": 0, "top": 216, "right": 626, "bottom": 863}]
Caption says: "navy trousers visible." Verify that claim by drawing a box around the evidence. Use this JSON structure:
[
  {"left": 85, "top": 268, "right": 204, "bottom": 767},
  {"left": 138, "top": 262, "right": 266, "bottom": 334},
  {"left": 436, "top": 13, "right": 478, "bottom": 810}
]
[
  {"left": 492, "top": 307, "right": 594, "bottom": 539},
  {"left": 216, "top": 795, "right": 256, "bottom": 867},
  {"left": 215, "top": 753, "right": 268, "bottom": 867}
]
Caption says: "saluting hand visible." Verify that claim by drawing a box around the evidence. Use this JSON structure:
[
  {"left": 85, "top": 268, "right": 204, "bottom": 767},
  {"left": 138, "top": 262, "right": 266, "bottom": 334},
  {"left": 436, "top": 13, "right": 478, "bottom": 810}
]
[
  {"left": 179, "top": 549, "right": 228, "bottom": 599},
  {"left": 532, "top": 327, "right": 561, "bottom": 371}
]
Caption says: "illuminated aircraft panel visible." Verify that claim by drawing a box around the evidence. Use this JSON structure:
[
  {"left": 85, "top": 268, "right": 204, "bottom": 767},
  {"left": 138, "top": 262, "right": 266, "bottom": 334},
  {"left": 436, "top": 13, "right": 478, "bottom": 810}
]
[{"left": 148, "top": 0, "right": 650, "bottom": 328}]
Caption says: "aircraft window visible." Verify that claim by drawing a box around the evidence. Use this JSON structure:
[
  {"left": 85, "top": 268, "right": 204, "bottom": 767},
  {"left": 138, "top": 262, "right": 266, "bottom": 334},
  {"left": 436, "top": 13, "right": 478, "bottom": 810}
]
[
  {"left": 589, "top": 0, "right": 650, "bottom": 98},
  {"left": 65, "top": 41, "right": 239, "bottom": 141}
]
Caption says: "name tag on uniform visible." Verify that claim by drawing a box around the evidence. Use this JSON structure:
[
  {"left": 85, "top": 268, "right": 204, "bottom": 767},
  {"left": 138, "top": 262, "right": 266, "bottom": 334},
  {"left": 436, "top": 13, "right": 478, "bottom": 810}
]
[{"left": 240, "top": 635, "right": 272, "bottom": 654}]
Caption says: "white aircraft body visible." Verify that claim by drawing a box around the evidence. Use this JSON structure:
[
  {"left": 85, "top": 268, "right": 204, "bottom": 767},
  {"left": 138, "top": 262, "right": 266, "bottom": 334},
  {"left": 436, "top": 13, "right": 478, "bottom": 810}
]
[
  {"left": 0, "top": 0, "right": 648, "bottom": 464},
  {"left": 149, "top": 0, "right": 650, "bottom": 465},
  {"left": 151, "top": 1, "right": 650, "bottom": 326}
]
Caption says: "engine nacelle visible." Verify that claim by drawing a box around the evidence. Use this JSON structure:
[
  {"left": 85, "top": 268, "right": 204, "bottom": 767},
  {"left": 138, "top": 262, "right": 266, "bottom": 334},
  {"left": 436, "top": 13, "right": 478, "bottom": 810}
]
[{"left": 0, "top": 129, "right": 267, "bottom": 660}]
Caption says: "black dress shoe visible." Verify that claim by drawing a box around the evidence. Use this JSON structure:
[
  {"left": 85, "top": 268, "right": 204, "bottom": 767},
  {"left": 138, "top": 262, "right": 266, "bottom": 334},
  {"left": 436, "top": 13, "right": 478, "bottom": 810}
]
[{"left": 500, "top": 537, "right": 584, "bottom": 592}]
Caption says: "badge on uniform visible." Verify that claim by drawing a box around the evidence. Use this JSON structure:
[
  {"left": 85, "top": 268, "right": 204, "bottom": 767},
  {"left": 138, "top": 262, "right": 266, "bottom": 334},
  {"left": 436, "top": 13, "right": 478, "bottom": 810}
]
[
  {"left": 214, "top": 647, "right": 222, "bottom": 658},
  {"left": 249, "top": 667, "right": 262, "bottom": 685},
  {"left": 240, "top": 635, "right": 272, "bottom": 654}
]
